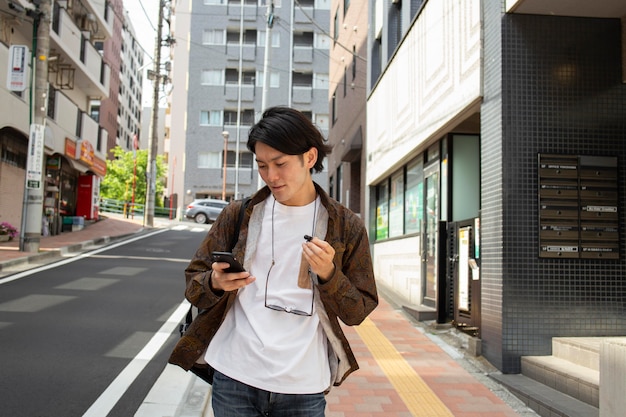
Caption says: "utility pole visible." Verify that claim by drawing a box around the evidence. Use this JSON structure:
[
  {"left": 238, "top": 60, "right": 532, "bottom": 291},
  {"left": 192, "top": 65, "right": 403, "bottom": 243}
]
[
  {"left": 234, "top": 0, "right": 244, "bottom": 200},
  {"left": 20, "top": 0, "right": 50, "bottom": 252},
  {"left": 221, "top": 131, "right": 229, "bottom": 200},
  {"left": 258, "top": 1, "right": 274, "bottom": 190},
  {"left": 145, "top": 1, "right": 165, "bottom": 227},
  {"left": 261, "top": 1, "right": 274, "bottom": 116}
]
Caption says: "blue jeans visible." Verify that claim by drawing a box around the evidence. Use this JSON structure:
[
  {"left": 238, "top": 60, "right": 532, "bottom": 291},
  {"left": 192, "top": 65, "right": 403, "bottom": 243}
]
[{"left": 211, "top": 370, "right": 326, "bottom": 417}]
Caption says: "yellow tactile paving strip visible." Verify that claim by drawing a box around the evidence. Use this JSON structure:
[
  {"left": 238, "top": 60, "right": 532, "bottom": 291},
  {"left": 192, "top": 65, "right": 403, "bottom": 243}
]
[{"left": 354, "top": 317, "right": 454, "bottom": 417}]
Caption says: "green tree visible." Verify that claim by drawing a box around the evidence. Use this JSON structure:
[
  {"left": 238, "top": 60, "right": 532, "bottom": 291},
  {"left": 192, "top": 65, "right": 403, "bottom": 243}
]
[{"left": 100, "top": 147, "right": 167, "bottom": 207}]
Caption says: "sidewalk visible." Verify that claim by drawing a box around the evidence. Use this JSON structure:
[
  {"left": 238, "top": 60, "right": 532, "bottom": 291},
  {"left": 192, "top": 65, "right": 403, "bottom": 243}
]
[
  {"left": 139, "top": 288, "right": 539, "bottom": 417},
  {"left": 0, "top": 213, "right": 153, "bottom": 273},
  {"left": 0, "top": 214, "right": 537, "bottom": 417}
]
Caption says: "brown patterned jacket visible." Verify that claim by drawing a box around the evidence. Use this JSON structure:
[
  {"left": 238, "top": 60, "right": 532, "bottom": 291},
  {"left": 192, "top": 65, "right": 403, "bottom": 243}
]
[{"left": 168, "top": 184, "right": 378, "bottom": 388}]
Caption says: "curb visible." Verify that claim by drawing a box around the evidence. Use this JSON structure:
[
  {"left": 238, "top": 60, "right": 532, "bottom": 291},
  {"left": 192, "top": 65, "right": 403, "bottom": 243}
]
[
  {"left": 134, "top": 364, "right": 212, "bottom": 417},
  {"left": 0, "top": 249, "right": 61, "bottom": 271},
  {"left": 0, "top": 230, "right": 147, "bottom": 272}
]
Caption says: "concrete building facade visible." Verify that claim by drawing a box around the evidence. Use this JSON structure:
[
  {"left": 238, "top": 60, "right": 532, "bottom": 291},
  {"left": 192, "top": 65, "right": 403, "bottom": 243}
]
[
  {"left": 0, "top": 0, "right": 112, "bottom": 233},
  {"left": 327, "top": 0, "right": 368, "bottom": 218},
  {"left": 167, "top": 0, "right": 331, "bottom": 213}
]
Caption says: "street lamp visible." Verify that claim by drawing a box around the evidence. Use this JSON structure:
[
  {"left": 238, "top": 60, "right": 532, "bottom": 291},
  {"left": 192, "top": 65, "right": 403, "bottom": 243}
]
[{"left": 222, "top": 131, "right": 229, "bottom": 201}]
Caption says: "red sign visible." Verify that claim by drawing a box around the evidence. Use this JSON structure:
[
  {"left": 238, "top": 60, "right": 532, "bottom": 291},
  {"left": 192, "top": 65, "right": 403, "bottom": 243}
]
[
  {"left": 78, "top": 140, "right": 94, "bottom": 166},
  {"left": 65, "top": 137, "right": 76, "bottom": 159},
  {"left": 92, "top": 157, "right": 106, "bottom": 177}
]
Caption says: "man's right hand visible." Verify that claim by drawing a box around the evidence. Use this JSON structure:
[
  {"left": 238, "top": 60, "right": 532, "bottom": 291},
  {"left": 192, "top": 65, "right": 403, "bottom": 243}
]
[{"left": 210, "top": 263, "right": 256, "bottom": 291}]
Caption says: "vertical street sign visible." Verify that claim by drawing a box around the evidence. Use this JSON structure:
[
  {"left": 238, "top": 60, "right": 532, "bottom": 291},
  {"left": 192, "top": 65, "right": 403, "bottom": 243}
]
[
  {"left": 6, "top": 45, "right": 28, "bottom": 92},
  {"left": 26, "top": 123, "right": 45, "bottom": 189}
]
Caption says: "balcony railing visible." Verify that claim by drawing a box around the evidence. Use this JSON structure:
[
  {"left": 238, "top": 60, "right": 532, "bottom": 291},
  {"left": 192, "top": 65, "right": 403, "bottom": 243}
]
[
  {"left": 293, "top": 46, "right": 313, "bottom": 63},
  {"left": 226, "top": 43, "right": 256, "bottom": 61},
  {"left": 225, "top": 84, "right": 255, "bottom": 101},
  {"left": 50, "top": 6, "right": 109, "bottom": 98},
  {"left": 228, "top": 3, "right": 257, "bottom": 21},
  {"left": 292, "top": 86, "right": 312, "bottom": 104}
]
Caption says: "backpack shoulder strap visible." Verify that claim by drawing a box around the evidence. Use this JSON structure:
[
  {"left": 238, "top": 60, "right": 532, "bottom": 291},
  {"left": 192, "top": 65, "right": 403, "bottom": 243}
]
[
  {"left": 180, "top": 196, "right": 252, "bottom": 336},
  {"left": 229, "top": 197, "right": 251, "bottom": 251}
]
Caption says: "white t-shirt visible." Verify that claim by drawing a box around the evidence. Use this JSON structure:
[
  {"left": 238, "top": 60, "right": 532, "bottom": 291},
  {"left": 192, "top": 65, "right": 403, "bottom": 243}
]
[{"left": 206, "top": 195, "right": 330, "bottom": 394}]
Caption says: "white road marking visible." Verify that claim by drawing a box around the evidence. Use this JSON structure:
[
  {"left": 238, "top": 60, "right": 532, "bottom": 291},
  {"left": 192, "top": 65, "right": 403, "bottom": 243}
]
[
  {"left": 82, "top": 299, "right": 190, "bottom": 417},
  {"left": 0, "top": 229, "right": 166, "bottom": 286}
]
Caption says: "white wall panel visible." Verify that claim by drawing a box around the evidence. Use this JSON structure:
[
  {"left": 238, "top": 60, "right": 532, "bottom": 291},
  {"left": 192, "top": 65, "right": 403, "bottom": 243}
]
[{"left": 367, "top": 0, "right": 481, "bottom": 185}]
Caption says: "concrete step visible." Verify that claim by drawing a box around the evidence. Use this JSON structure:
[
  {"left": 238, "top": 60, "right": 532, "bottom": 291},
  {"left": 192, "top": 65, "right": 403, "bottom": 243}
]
[
  {"left": 552, "top": 337, "right": 602, "bottom": 371},
  {"left": 491, "top": 373, "right": 598, "bottom": 417},
  {"left": 522, "top": 355, "right": 599, "bottom": 407}
]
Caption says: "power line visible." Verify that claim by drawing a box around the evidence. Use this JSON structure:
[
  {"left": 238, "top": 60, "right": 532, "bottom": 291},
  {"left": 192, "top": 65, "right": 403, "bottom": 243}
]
[
  {"left": 135, "top": 0, "right": 157, "bottom": 32},
  {"left": 171, "top": 4, "right": 367, "bottom": 63},
  {"left": 293, "top": 0, "right": 366, "bottom": 62}
]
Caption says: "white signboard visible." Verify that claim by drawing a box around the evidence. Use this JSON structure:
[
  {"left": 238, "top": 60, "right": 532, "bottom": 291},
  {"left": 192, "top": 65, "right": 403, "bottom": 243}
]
[
  {"left": 26, "top": 124, "right": 45, "bottom": 189},
  {"left": 7, "top": 45, "right": 28, "bottom": 92},
  {"left": 458, "top": 227, "right": 470, "bottom": 311}
]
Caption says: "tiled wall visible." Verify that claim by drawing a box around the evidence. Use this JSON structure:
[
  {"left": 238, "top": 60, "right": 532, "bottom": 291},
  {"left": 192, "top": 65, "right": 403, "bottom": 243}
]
[{"left": 482, "top": 5, "right": 626, "bottom": 373}]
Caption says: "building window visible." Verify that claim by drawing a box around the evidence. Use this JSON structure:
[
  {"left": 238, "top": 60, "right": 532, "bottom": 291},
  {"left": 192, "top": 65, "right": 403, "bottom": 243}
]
[
  {"left": 405, "top": 159, "right": 422, "bottom": 234},
  {"left": 224, "top": 109, "right": 255, "bottom": 126},
  {"left": 200, "top": 110, "right": 222, "bottom": 126},
  {"left": 256, "top": 71, "right": 280, "bottom": 87},
  {"left": 227, "top": 29, "right": 257, "bottom": 45},
  {"left": 314, "top": 32, "right": 329, "bottom": 49},
  {"left": 314, "top": 113, "right": 329, "bottom": 130},
  {"left": 0, "top": 132, "right": 28, "bottom": 168},
  {"left": 198, "top": 152, "right": 221, "bottom": 169},
  {"left": 257, "top": 31, "right": 281, "bottom": 47},
  {"left": 89, "top": 101, "right": 100, "bottom": 122},
  {"left": 226, "top": 151, "right": 254, "bottom": 168},
  {"left": 352, "top": 45, "right": 357, "bottom": 80},
  {"left": 376, "top": 180, "right": 389, "bottom": 240},
  {"left": 314, "top": 73, "right": 328, "bottom": 89},
  {"left": 203, "top": 29, "right": 225, "bottom": 45},
  {"left": 389, "top": 170, "right": 404, "bottom": 237},
  {"left": 201, "top": 69, "right": 224, "bottom": 85},
  {"left": 374, "top": 157, "right": 425, "bottom": 242},
  {"left": 225, "top": 68, "right": 255, "bottom": 85},
  {"left": 293, "top": 72, "right": 313, "bottom": 87},
  {"left": 293, "top": 31, "right": 314, "bottom": 47},
  {"left": 331, "top": 91, "right": 337, "bottom": 124},
  {"left": 333, "top": 8, "right": 339, "bottom": 43},
  {"left": 344, "top": 0, "right": 350, "bottom": 17},
  {"left": 336, "top": 164, "right": 343, "bottom": 203}
]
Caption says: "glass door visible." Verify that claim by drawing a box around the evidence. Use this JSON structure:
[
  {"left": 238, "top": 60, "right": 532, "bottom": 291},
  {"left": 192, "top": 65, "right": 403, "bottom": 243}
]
[{"left": 422, "top": 162, "right": 440, "bottom": 306}]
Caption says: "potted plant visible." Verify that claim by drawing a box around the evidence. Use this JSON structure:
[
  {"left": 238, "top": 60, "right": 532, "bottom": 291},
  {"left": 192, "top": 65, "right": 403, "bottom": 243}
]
[{"left": 0, "top": 222, "right": 18, "bottom": 242}]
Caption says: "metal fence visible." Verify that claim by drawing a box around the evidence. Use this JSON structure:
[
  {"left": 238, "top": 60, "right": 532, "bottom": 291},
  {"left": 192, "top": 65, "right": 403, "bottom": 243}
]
[{"left": 99, "top": 199, "right": 177, "bottom": 219}]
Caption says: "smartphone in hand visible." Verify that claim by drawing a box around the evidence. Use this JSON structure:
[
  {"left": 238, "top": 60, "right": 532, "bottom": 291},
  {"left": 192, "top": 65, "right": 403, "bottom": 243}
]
[{"left": 211, "top": 251, "right": 245, "bottom": 273}]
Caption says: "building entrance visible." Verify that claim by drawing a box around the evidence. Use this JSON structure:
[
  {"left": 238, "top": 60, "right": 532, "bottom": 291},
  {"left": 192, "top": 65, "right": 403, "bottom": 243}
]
[{"left": 422, "top": 162, "right": 439, "bottom": 307}]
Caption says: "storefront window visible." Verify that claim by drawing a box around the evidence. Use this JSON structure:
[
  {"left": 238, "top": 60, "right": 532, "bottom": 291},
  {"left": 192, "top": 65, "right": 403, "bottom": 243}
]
[
  {"left": 389, "top": 170, "right": 404, "bottom": 237},
  {"left": 405, "top": 159, "right": 422, "bottom": 234},
  {"left": 375, "top": 181, "right": 389, "bottom": 240}
]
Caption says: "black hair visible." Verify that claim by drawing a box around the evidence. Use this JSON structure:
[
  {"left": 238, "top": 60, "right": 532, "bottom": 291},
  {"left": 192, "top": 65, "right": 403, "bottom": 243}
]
[{"left": 247, "top": 106, "right": 333, "bottom": 173}]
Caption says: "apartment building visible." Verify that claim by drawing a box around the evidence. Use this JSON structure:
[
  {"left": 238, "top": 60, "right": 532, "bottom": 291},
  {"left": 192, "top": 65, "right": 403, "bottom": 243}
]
[
  {"left": 367, "top": 0, "right": 626, "bottom": 375},
  {"left": 167, "top": 0, "right": 331, "bottom": 213},
  {"left": 0, "top": 0, "right": 112, "bottom": 233},
  {"left": 327, "top": 0, "right": 368, "bottom": 218},
  {"left": 98, "top": 2, "right": 144, "bottom": 157}
]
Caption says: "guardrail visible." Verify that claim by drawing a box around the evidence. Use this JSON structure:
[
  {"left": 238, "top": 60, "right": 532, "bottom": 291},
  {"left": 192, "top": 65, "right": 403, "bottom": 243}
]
[{"left": 99, "top": 199, "right": 176, "bottom": 219}]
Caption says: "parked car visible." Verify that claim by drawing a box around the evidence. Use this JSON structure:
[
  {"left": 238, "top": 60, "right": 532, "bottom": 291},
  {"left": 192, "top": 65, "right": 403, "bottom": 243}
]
[{"left": 185, "top": 199, "right": 229, "bottom": 224}]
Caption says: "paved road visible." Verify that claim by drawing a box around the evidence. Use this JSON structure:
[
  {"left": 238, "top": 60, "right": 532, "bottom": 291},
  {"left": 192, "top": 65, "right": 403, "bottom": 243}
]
[{"left": 0, "top": 227, "right": 207, "bottom": 417}]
